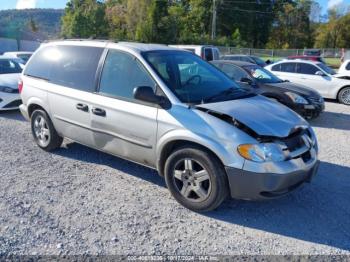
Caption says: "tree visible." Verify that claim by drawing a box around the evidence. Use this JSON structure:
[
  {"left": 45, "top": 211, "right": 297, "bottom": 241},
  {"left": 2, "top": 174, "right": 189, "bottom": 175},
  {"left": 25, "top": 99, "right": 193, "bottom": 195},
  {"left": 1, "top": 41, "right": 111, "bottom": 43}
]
[
  {"left": 266, "top": 0, "right": 314, "bottom": 49},
  {"left": 314, "top": 10, "right": 350, "bottom": 48},
  {"left": 61, "top": 0, "right": 108, "bottom": 38},
  {"left": 29, "top": 17, "right": 38, "bottom": 32}
]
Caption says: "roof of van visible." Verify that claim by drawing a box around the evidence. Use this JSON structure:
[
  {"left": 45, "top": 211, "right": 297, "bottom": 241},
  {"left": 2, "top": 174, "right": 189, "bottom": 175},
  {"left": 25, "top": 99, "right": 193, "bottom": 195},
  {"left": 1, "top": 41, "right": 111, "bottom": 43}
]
[{"left": 46, "top": 40, "right": 181, "bottom": 53}]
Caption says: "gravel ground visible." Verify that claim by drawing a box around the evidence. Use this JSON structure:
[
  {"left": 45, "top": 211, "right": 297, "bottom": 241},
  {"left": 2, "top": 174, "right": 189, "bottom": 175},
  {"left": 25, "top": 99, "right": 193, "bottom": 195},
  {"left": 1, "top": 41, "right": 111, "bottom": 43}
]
[{"left": 0, "top": 101, "right": 349, "bottom": 256}]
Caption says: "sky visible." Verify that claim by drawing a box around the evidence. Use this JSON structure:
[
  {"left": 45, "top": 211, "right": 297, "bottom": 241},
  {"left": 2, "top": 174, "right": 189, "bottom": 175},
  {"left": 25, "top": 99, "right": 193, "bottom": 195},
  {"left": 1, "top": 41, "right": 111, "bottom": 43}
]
[{"left": 0, "top": 0, "right": 349, "bottom": 13}]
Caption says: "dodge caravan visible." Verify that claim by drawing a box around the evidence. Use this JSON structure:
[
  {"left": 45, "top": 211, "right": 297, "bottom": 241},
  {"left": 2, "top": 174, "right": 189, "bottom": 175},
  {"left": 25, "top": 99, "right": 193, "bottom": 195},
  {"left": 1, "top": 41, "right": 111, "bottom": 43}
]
[{"left": 19, "top": 41, "right": 319, "bottom": 211}]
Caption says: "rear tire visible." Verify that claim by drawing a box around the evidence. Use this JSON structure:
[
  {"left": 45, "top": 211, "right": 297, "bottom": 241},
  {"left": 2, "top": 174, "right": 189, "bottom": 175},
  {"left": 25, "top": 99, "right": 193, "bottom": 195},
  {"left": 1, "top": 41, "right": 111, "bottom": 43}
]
[
  {"left": 338, "top": 87, "right": 350, "bottom": 105},
  {"left": 31, "top": 109, "right": 63, "bottom": 151},
  {"left": 164, "top": 146, "right": 229, "bottom": 212}
]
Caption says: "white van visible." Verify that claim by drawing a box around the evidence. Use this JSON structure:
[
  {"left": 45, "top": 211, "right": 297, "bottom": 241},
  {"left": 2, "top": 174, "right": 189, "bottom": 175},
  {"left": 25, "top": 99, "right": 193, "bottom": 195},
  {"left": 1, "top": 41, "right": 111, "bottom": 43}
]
[{"left": 169, "top": 45, "right": 220, "bottom": 61}]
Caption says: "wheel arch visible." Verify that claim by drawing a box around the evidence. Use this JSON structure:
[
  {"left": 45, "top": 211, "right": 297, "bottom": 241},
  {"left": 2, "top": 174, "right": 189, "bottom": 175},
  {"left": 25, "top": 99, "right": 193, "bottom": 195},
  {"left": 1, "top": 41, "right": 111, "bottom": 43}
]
[
  {"left": 157, "top": 139, "right": 226, "bottom": 177},
  {"left": 27, "top": 98, "right": 50, "bottom": 118},
  {"left": 337, "top": 86, "right": 350, "bottom": 102}
]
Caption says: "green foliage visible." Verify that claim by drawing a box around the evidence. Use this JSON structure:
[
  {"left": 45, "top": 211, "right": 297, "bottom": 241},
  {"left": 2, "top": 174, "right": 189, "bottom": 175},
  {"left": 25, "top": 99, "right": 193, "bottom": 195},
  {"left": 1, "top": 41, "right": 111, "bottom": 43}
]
[
  {"left": 266, "top": 0, "right": 314, "bottom": 49},
  {"left": 0, "top": 9, "right": 63, "bottom": 39},
  {"left": 314, "top": 10, "right": 350, "bottom": 48},
  {"left": 61, "top": 0, "right": 108, "bottom": 38}
]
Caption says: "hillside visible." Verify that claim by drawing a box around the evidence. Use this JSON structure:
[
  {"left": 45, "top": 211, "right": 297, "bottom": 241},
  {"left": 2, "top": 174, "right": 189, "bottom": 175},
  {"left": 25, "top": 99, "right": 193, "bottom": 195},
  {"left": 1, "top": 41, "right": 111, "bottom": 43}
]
[{"left": 0, "top": 9, "right": 64, "bottom": 40}]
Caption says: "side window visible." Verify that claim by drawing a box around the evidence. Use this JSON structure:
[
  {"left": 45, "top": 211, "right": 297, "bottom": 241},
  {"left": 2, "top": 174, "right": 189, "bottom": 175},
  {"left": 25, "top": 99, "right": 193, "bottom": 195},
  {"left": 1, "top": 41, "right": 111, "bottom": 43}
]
[
  {"left": 24, "top": 45, "right": 103, "bottom": 92},
  {"left": 221, "top": 64, "right": 248, "bottom": 81},
  {"left": 280, "top": 63, "right": 296, "bottom": 73},
  {"left": 297, "top": 63, "right": 318, "bottom": 75},
  {"left": 271, "top": 64, "right": 281, "bottom": 71},
  {"left": 346, "top": 62, "right": 350, "bottom": 70},
  {"left": 99, "top": 50, "right": 155, "bottom": 101},
  {"left": 204, "top": 48, "right": 213, "bottom": 61}
]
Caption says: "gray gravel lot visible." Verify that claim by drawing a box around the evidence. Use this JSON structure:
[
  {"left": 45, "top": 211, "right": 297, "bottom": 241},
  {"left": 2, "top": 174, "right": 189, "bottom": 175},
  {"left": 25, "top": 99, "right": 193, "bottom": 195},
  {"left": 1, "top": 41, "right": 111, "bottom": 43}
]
[{"left": 0, "top": 101, "right": 349, "bottom": 255}]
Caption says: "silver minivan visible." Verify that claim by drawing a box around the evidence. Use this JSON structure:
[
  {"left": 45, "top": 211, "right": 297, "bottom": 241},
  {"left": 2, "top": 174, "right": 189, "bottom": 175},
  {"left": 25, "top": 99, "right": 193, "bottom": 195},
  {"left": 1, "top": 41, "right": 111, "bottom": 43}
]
[{"left": 19, "top": 41, "right": 319, "bottom": 211}]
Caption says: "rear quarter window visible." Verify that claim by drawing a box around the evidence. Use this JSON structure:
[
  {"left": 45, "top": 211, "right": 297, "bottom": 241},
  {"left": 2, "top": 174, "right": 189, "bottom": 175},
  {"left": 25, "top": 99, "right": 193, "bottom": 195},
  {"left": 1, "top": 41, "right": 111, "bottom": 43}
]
[{"left": 24, "top": 45, "right": 103, "bottom": 92}]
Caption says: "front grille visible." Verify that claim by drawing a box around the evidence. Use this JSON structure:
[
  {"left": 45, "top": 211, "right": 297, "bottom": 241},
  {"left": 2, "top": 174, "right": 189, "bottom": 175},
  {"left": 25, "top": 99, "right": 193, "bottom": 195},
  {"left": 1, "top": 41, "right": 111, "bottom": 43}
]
[
  {"left": 279, "top": 128, "right": 313, "bottom": 162},
  {"left": 3, "top": 99, "right": 22, "bottom": 108}
]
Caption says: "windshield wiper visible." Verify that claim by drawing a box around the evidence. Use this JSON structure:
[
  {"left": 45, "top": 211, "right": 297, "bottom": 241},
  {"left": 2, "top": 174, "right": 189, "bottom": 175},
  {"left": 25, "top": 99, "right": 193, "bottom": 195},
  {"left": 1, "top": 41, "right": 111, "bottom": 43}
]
[{"left": 204, "top": 88, "right": 252, "bottom": 103}]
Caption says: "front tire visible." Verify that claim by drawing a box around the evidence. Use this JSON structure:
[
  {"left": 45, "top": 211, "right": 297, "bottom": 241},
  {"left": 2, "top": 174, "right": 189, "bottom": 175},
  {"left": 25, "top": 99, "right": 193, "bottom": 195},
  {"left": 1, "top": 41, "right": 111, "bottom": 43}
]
[
  {"left": 31, "top": 109, "right": 63, "bottom": 151},
  {"left": 338, "top": 87, "right": 350, "bottom": 105},
  {"left": 164, "top": 146, "right": 229, "bottom": 212}
]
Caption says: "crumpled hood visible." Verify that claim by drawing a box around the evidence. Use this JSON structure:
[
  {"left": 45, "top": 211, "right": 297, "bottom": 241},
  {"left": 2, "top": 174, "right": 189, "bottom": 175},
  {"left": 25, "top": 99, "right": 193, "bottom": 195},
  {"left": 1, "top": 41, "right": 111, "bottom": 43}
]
[
  {"left": 197, "top": 95, "right": 308, "bottom": 138},
  {"left": 0, "top": 73, "right": 20, "bottom": 89}
]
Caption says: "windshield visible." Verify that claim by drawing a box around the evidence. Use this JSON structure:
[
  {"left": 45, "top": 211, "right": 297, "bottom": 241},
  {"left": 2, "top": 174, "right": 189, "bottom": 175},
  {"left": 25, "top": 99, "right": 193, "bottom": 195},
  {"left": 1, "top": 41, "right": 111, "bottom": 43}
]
[
  {"left": 0, "top": 59, "right": 22, "bottom": 74},
  {"left": 251, "top": 56, "right": 266, "bottom": 65},
  {"left": 317, "top": 63, "right": 336, "bottom": 75},
  {"left": 243, "top": 65, "right": 283, "bottom": 84},
  {"left": 143, "top": 50, "right": 253, "bottom": 104}
]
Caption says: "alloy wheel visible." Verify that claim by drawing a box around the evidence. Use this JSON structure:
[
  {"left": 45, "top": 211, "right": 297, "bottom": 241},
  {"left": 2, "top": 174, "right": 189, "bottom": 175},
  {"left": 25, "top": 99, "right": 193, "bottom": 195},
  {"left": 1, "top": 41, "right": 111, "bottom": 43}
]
[
  {"left": 33, "top": 115, "right": 51, "bottom": 147},
  {"left": 173, "top": 158, "right": 211, "bottom": 202},
  {"left": 341, "top": 89, "right": 350, "bottom": 105}
]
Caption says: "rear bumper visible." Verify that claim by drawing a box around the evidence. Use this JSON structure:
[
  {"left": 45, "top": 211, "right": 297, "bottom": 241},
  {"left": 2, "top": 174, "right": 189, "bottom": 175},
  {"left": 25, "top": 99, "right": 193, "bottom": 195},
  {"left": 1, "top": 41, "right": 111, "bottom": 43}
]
[
  {"left": 19, "top": 104, "right": 30, "bottom": 121},
  {"left": 225, "top": 160, "right": 319, "bottom": 200}
]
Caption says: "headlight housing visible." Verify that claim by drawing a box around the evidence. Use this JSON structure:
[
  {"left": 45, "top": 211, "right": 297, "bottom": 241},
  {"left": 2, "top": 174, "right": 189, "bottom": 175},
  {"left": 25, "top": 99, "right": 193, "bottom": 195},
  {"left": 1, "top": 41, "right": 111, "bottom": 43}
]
[
  {"left": 285, "top": 92, "right": 308, "bottom": 104},
  {"left": 238, "top": 143, "right": 286, "bottom": 162},
  {"left": 0, "top": 86, "right": 18, "bottom": 93}
]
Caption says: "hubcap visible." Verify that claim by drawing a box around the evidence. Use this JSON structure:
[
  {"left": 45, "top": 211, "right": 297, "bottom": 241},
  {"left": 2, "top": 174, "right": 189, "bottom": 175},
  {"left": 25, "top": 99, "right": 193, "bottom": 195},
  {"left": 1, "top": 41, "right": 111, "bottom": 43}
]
[
  {"left": 33, "top": 115, "right": 50, "bottom": 147},
  {"left": 341, "top": 89, "right": 350, "bottom": 104},
  {"left": 173, "top": 159, "right": 211, "bottom": 202}
]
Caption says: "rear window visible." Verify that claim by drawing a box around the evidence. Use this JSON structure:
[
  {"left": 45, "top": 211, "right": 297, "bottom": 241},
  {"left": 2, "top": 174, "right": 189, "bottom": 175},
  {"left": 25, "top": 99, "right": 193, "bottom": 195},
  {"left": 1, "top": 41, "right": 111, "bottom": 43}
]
[
  {"left": 24, "top": 45, "right": 103, "bottom": 92},
  {"left": 204, "top": 48, "right": 213, "bottom": 61},
  {"left": 346, "top": 62, "right": 350, "bottom": 70},
  {"left": 271, "top": 64, "right": 281, "bottom": 71},
  {"left": 280, "top": 63, "right": 296, "bottom": 73}
]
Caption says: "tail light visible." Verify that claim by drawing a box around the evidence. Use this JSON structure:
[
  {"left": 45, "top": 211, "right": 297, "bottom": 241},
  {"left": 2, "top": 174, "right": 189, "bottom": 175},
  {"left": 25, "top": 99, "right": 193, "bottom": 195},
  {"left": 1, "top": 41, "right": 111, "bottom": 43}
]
[{"left": 18, "top": 78, "right": 23, "bottom": 93}]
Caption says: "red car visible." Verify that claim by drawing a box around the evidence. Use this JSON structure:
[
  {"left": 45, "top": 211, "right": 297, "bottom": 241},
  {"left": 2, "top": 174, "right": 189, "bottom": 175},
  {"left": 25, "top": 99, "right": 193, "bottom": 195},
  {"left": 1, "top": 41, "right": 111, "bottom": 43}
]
[{"left": 287, "top": 55, "right": 326, "bottom": 64}]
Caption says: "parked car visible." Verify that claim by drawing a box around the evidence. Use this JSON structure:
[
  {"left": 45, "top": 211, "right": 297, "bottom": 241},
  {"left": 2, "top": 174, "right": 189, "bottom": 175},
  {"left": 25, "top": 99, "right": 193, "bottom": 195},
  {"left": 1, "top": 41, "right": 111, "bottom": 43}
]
[
  {"left": 287, "top": 55, "right": 326, "bottom": 64},
  {"left": 303, "top": 49, "right": 321, "bottom": 56},
  {"left": 221, "top": 55, "right": 268, "bottom": 67},
  {"left": 211, "top": 60, "right": 324, "bottom": 119},
  {"left": 20, "top": 41, "right": 319, "bottom": 211},
  {"left": 3, "top": 51, "right": 33, "bottom": 64},
  {"left": 169, "top": 45, "right": 220, "bottom": 61},
  {"left": 337, "top": 59, "right": 350, "bottom": 79},
  {"left": 0, "top": 57, "right": 23, "bottom": 110},
  {"left": 265, "top": 60, "right": 350, "bottom": 105}
]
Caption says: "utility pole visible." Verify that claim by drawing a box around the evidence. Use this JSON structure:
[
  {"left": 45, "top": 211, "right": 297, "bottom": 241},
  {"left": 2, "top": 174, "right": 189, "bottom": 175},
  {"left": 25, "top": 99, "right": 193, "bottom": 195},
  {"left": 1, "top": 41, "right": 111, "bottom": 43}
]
[{"left": 211, "top": 0, "right": 217, "bottom": 40}]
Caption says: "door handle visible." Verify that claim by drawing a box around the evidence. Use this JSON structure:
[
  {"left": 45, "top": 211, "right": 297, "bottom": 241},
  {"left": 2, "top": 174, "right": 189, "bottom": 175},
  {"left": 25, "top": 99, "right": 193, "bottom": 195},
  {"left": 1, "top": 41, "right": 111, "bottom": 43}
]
[
  {"left": 92, "top": 107, "right": 106, "bottom": 117},
  {"left": 76, "top": 103, "right": 89, "bottom": 112}
]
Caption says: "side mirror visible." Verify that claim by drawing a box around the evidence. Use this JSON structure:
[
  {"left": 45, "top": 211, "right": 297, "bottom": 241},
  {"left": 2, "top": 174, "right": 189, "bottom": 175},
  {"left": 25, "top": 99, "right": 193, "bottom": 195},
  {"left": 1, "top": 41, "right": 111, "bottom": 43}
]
[
  {"left": 315, "top": 70, "right": 326, "bottom": 76},
  {"left": 133, "top": 86, "right": 164, "bottom": 104},
  {"left": 240, "top": 77, "right": 253, "bottom": 85}
]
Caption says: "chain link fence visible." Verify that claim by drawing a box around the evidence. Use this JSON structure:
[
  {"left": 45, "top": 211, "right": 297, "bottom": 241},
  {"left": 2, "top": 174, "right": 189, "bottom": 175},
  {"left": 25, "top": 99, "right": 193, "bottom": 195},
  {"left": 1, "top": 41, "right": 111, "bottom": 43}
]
[{"left": 217, "top": 47, "right": 346, "bottom": 59}]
